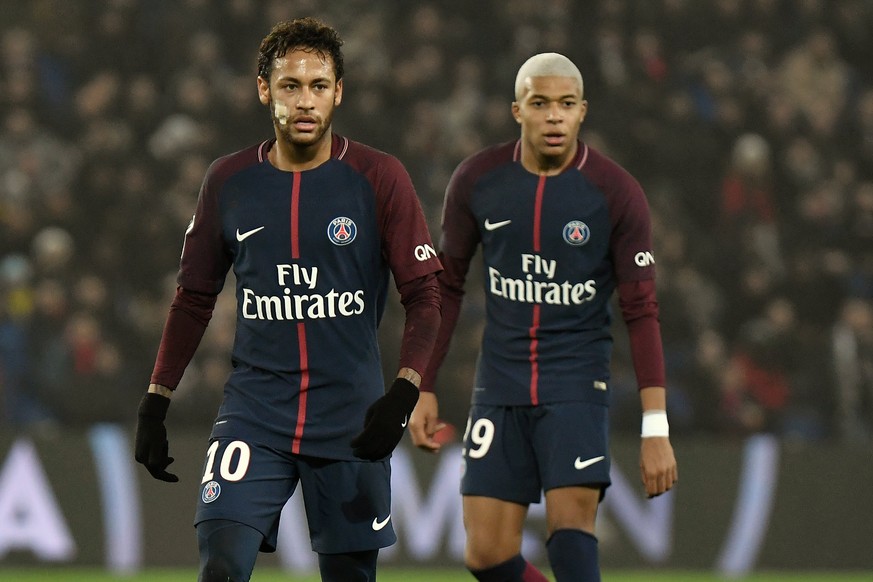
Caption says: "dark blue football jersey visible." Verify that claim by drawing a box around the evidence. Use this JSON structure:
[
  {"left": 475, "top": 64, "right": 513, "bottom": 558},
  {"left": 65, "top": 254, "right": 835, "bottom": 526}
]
[
  {"left": 441, "top": 140, "right": 656, "bottom": 406},
  {"left": 178, "top": 135, "right": 441, "bottom": 459}
]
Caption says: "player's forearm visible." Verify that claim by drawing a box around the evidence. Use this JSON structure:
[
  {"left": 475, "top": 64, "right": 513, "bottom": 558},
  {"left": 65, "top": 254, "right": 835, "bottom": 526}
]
[
  {"left": 419, "top": 253, "right": 469, "bottom": 392},
  {"left": 639, "top": 386, "right": 666, "bottom": 412},
  {"left": 149, "top": 286, "right": 217, "bottom": 389},
  {"left": 396, "top": 273, "right": 441, "bottom": 379},
  {"left": 618, "top": 279, "right": 666, "bottom": 389}
]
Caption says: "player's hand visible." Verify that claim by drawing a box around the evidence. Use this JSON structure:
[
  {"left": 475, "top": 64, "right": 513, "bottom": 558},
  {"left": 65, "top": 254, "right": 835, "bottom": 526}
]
[
  {"left": 351, "top": 378, "right": 419, "bottom": 461},
  {"left": 134, "top": 393, "right": 179, "bottom": 482},
  {"left": 408, "top": 392, "right": 447, "bottom": 453},
  {"left": 640, "top": 436, "right": 677, "bottom": 498}
]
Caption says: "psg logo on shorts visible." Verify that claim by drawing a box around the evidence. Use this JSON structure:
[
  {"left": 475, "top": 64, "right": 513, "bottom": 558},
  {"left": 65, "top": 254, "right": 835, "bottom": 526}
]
[
  {"left": 327, "top": 217, "right": 357, "bottom": 246},
  {"left": 562, "top": 220, "right": 591, "bottom": 246},
  {"left": 202, "top": 480, "right": 221, "bottom": 504}
]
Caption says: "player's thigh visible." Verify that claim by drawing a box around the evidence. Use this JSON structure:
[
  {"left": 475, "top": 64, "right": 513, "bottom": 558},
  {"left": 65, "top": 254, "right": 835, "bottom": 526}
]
[
  {"left": 194, "top": 438, "right": 299, "bottom": 552},
  {"left": 532, "top": 401, "right": 611, "bottom": 493},
  {"left": 297, "top": 456, "right": 395, "bottom": 554},
  {"left": 196, "top": 519, "right": 263, "bottom": 582},
  {"left": 532, "top": 401, "right": 609, "bottom": 534},
  {"left": 460, "top": 404, "right": 541, "bottom": 504},
  {"left": 462, "top": 495, "right": 528, "bottom": 564}
]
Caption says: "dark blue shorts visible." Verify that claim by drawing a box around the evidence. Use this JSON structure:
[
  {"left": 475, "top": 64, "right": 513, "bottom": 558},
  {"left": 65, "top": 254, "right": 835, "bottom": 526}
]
[
  {"left": 193, "top": 438, "right": 395, "bottom": 553},
  {"left": 460, "top": 402, "right": 611, "bottom": 504}
]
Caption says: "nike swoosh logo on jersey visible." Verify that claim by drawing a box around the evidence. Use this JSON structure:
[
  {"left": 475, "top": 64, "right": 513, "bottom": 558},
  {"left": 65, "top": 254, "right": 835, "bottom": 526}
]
[
  {"left": 401, "top": 416, "right": 408, "bottom": 428},
  {"left": 372, "top": 515, "right": 391, "bottom": 530},
  {"left": 574, "top": 455, "right": 605, "bottom": 470},
  {"left": 484, "top": 219, "right": 512, "bottom": 231},
  {"left": 236, "top": 226, "right": 265, "bottom": 241}
]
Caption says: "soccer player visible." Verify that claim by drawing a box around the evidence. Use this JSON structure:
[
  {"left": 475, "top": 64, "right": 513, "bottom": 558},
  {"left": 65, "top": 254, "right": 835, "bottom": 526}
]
[
  {"left": 133, "top": 18, "right": 441, "bottom": 582},
  {"left": 409, "top": 52, "right": 678, "bottom": 582}
]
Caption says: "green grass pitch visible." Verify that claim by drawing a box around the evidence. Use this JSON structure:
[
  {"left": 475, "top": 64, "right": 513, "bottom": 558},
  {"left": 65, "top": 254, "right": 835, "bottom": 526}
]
[{"left": 0, "top": 569, "right": 871, "bottom": 581}]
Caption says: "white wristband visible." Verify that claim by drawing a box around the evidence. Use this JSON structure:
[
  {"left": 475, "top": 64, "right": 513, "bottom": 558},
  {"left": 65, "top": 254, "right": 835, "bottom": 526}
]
[{"left": 641, "top": 410, "right": 669, "bottom": 438}]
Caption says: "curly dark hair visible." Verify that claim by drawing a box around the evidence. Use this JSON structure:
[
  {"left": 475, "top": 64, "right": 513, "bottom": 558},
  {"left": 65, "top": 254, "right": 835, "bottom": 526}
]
[{"left": 257, "top": 17, "right": 344, "bottom": 82}]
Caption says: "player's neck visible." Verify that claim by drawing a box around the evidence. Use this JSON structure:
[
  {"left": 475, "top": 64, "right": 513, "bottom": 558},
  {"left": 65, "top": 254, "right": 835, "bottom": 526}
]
[
  {"left": 520, "top": 142, "right": 578, "bottom": 176},
  {"left": 269, "top": 132, "right": 333, "bottom": 172}
]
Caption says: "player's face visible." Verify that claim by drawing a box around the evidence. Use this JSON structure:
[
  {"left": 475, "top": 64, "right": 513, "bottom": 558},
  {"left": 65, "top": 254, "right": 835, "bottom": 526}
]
[
  {"left": 257, "top": 49, "right": 343, "bottom": 148},
  {"left": 512, "top": 76, "right": 587, "bottom": 169}
]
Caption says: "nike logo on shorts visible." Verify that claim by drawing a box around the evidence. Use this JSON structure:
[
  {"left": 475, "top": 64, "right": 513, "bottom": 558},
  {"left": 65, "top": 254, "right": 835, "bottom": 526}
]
[
  {"left": 236, "top": 226, "right": 265, "bottom": 241},
  {"left": 574, "top": 455, "right": 605, "bottom": 470},
  {"left": 484, "top": 219, "right": 511, "bottom": 231},
  {"left": 372, "top": 515, "right": 391, "bottom": 530},
  {"left": 401, "top": 416, "right": 408, "bottom": 428}
]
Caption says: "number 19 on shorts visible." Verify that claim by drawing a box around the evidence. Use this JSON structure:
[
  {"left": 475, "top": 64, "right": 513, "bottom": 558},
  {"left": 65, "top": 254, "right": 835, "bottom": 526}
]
[{"left": 462, "top": 417, "right": 494, "bottom": 459}]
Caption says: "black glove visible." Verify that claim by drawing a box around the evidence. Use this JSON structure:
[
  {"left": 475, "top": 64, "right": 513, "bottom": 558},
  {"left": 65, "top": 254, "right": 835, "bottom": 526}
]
[
  {"left": 351, "top": 378, "right": 420, "bottom": 461},
  {"left": 134, "top": 392, "right": 179, "bottom": 482}
]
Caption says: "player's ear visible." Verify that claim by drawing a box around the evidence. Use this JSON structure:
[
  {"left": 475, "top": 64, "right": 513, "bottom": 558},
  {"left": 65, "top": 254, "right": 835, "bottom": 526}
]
[
  {"left": 257, "top": 76, "right": 270, "bottom": 106},
  {"left": 511, "top": 101, "right": 522, "bottom": 124},
  {"left": 334, "top": 78, "right": 343, "bottom": 107}
]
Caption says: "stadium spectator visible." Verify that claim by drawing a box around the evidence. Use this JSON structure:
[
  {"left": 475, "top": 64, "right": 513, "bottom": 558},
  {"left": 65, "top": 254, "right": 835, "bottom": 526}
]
[
  {"left": 719, "top": 297, "right": 797, "bottom": 436},
  {"left": 831, "top": 298, "right": 873, "bottom": 443},
  {"left": 718, "top": 133, "right": 782, "bottom": 277}
]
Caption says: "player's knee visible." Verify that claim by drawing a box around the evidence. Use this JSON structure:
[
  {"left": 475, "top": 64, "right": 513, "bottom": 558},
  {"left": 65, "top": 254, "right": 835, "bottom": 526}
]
[
  {"left": 464, "top": 540, "right": 518, "bottom": 571},
  {"left": 545, "top": 486, "right": 600, "bottom": 535},
  {"left": 199, "top": 556, "right": 248, "bottom": 582},
  {"left": 317, "top": 550, "right": 378, "bottom": 581},
  {"left": 465, "top": 521, "right": 523, "bottom": 569}
]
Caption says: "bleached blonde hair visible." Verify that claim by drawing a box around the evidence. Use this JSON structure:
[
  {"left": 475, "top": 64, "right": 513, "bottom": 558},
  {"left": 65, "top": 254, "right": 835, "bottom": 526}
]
[{"left": 514, "top": 52, "right": 584, "bottom": 101}]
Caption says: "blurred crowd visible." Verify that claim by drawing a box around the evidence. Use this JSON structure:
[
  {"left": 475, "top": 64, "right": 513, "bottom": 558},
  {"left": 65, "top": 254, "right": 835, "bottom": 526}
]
[{"left": 2, "top": 0, "right": 872, "bottom": 444}]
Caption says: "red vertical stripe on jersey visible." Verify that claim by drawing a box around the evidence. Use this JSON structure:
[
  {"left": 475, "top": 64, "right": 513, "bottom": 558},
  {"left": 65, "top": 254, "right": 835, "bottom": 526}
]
[
  {"left": 532, "top": 175, "right": 546, "bottom": 252},
  {"left": 289, "top": 172, "right": 308, "bottom": 453},
  {"left": 528, "top": 175, "right": 546, "bottom": 404},
  {"left": 292, "top": 322, "right": 309, "bottom": 454},
  {"left": 290, "top": 172, "right": 301, "bottom": 258},
  {"left": 529, "top": 304, "right": 541, "bottom": 405}
]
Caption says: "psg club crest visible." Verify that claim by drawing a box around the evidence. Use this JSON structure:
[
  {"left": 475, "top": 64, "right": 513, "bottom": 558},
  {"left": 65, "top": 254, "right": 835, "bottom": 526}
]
[
  {"left": 562, "top": 220, "right": 590, "bottom": 246},
  {"left": 202, "top": 480, "right": 221, "bottom": 504},
  {"left": 327, "top": 216, "right": 357, "bottom": 246}
]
